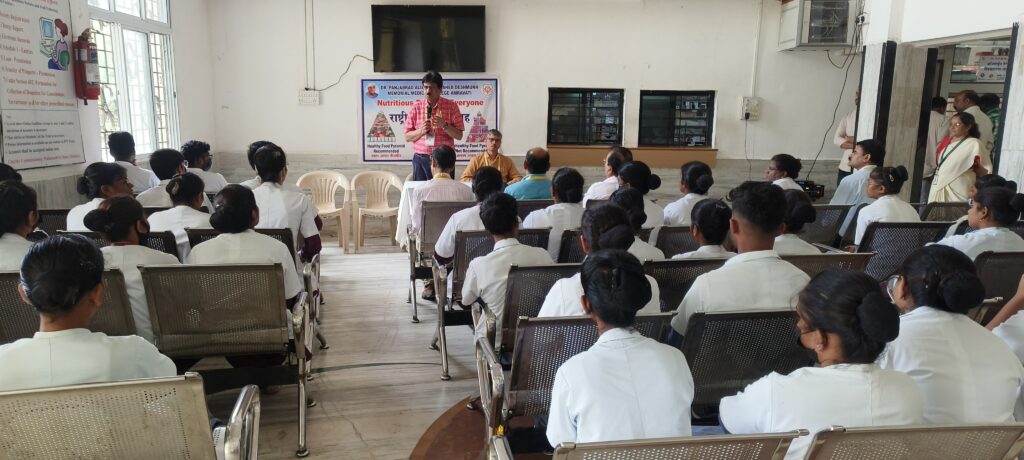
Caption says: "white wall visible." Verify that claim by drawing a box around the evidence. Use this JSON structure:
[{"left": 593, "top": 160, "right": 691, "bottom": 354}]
[
  {"left": 207, "top": 0, "right": 859, "bottom": 162},
  {"left": 864, "top": 0, "right": 1023, "bottom": 45}
]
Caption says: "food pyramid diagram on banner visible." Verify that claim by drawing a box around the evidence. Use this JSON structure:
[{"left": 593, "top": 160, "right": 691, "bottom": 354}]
[
  {"left": 367, "top": 111, "right": 396, "bottom": 141},
  {"left": 465, "top": 112, "right": 489, "bottom": 143}
]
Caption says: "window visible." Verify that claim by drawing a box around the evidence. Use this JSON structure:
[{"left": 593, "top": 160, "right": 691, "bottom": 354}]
[
  {"left": 547, "top": 88, "right": 624, "bottom": 145},
  {"left": 89, "top": 0, "right": 177, "bottom": 159},
  {"left": 638, "top": 91, "right": 715, "bottom": 147}
]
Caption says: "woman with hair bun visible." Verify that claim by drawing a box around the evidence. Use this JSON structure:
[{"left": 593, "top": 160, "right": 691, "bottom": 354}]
[
  {"left": 663, "top": 161, "right": 713, "bottom": 226},
  {"left": 251, "top": 145, "right": 321, "bottom": 265},
  {"left": 721, "top": 270, "right": 923, "bottom": 460},
  {"left": 546, "top": 249, "right": 694, "bottom": 446},
  {"left": 0, "top": 180, "right": 38, "bottom": 270},
  {"left": 672, "top": 199, "right": 736, "bottom": 260},
  {"left": 617, "top": 161, "right": 664, "bottom": 230},
  {"left": 609, "top": 188, "right": 666, "bottom": 261},
  {"left": 84, "top": 196, "right": 180, "bottom": 343},
  {"left": 0, "top": 234, "right": 174, "bottom": 391},
  {"left": 853, "top": 165, "right": 921, "bottom": 246},
  {"left": 147, "top": 172, "right": 210, "bottom": 260},
  {"left": 188, "top": 185, "right": 302, "bottom": 301},
  {"left": 932, "top": 186, "right": 1024, "bottom": 260},
  {"left": 944, "top": 174, "right": 1016, "bottom": 237},
  {"left": 539, "top": 205, "right": 662, "bottom": 317},
  {"left": 773, "top": 189, "right": 821, "bottom": 255},
  {"left": 880, "top": 245, "right": 1023, "bottom": 423},
  {"left": 765, "top": 154, "right": 805, "bottom": 192},
  {"left": 522, "top": 167, "right": 585, "bottom": 260},
  {"left": 67, "top": 162, "right": 133, "bottom": 231}
]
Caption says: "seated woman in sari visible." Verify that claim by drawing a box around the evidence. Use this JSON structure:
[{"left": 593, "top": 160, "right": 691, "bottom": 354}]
[{"left": 928, "top": 112, "right": 991, "bottom": 203}]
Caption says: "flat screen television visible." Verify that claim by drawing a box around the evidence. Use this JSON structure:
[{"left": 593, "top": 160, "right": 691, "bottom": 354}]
[{"left": 371, "top": 5, "right": 485, "bottom": 73}]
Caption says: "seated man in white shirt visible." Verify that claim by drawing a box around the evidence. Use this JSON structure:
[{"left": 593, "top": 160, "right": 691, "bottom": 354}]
[
  {"left": 0, "top": 180, "right": 39, "bottom": 271},
  {"left": 830, "top": 139, "right": 885, "bottom": 242},
  {"left": 239, "top": 140, "right": 273, "bottom": 189},
  {"left": 462, "top": 193, "right": 553, "bottom": 345},
  {"left": 410, "top": 145, "right": 476, "bottom": 239},
  {"left": 108, "top": 131, "right": 159, "bottom": 194},
  {"left": 670, "top": 181, "right": 810, "bottom": 335},
  {"left": 182, "top": 140, "right": 229, "bottom": 193},
  {"left": 672, "top": 199, "right": 736, "bottom": 260},
  {"left": 0, "top": 234, "right": 175, "bottom": 392},
  {"left": 582, "top": 146, "right": 632, "bottom": 206}
]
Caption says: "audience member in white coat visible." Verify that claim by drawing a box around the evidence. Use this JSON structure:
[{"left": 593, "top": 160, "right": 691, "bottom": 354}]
[
  {"left": 831, "top": 139, "right": 885, "bottom": 239},
  {"left": 583, "top": 146, "right": 632, "bottom": 206},
  {"left": 663, "top": 161, "right": 713, "bottom": 226},
  {"left": 136, "top": 149, "right": 213, "bottom": 210},
  {"left": 0, "top": 180, "right": 38, "bottom": 271},
  {"left": 108, "top": 132, "right": 158, "bottom": 194},
  {"left": 522, "top": 168, "right": 585, "bottom": 260},
  {"left": 146, "top": 173, "right": 211, "bottom": 261},
  {"left": 765, "top": 154, "right": 806, "bottom": 192},
  {"left": 181, "top": 140, "right": 228, "bottom": 193},
  {"left": 617, "top": 161, "right": 664, "bottom": 232},
  {"left": 84, "top": 197, "right": 180, "bottom": 343},
  {"left": 433, "top": 166, "right": 504, "bottom": 264},
  {"left": 774, "top": 189, "right": 821, "bottom": 255},
  {"left": 67, "top": 163, "right": 134, "bottom": 232},
  {"left": 853, "top": 166, "right": 921, "bottom": 247},
  {"left": 251, "top": 145, "right": 322, "bottom": 265},
  {"left": 188, "top": 185, "right": 302, "bottom": 300},
  {"left": 991, "top": 276, "right": 1024, "bottom": 356},
  {"left": 539, "top": 205, "right": 662, "bottom": 317},
  {"left": 462, "top": 193, "right": 553, "bottom": 345},
  {"left": 943, "top": 175, "right": 1016, "bottom": 237},
  {"left": 547, "top": 249, "right": 694, "bottom": 447},
  {"left": 721, "top": 270, "right": 924, "bottom": 460},
  {"left": 932, "top": 186, "right": 1024, "bottom": 260},
  {"left": 672, "top": 199, "right": 736, "bottom": 260},
  {"left": 0, "top": 235, "right": 175, "bottom": 392},
  {"left": 671, "top": 181, "right": 810, "bottom": 335},
  {"left": 609, "top": 188, "right": 665, "bottom": 261},
  {"left": 879, "top": 245, "right": 1024, "bottom": 423}
]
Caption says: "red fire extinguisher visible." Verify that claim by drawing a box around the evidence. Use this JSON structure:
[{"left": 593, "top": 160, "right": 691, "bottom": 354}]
[{"left": 73, "top": 29, "right": 100, "bottom": 104}]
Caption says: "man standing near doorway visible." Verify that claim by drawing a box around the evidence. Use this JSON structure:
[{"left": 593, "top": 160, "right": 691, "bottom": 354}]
[
  {"left": 953, "top": 90, "right": 993, "bottom": 153},
  {"left": 404, "top": 71, "right": 465, "bottom": 181},
  {"left": 832, "top": 91, "right": 859, "bottom": 185},
  {"left": 922, "top": 96, "right": 950, "bottom": 200}
]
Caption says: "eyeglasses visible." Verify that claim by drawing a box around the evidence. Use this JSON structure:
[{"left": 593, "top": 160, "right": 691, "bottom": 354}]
[
  {"left": 885, "top": 274, "right": 902, "bottom": 301},
  {"left": 967, "top": 198, "right": 975, "bottom": 208},
  {"left": 950, "top": 122, "right": 964, "bottom": 128}
]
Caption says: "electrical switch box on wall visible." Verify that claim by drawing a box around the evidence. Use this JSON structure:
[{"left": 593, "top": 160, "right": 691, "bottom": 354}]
[
  {"left": 298, "top": 90, "right": 320, "bottom": 105},
  {"left": 741, "top": 97, "right": 763, "bottom": 121}
]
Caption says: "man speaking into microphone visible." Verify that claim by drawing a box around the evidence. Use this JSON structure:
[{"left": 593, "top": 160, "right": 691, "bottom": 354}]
[{"left": 403, "top": 71, "right": 465, "bottom": 181}]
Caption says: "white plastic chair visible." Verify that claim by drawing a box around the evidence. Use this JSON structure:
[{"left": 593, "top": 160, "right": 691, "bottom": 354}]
[
  {"left": 296, "top": 170, "right": 353, "bottom": 252},
  {"left": 352, "top": 171, "right": 404, "bottom": 251}
]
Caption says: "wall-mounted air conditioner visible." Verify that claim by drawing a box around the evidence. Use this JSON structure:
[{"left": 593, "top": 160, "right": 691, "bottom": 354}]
[{"left": 779, "top": 0, "right": 858, "bottom": 50}]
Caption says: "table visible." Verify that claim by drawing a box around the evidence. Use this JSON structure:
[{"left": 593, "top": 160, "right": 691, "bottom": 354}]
[{"left": 395, "top": 179, "right": 473, "bottom": 249}]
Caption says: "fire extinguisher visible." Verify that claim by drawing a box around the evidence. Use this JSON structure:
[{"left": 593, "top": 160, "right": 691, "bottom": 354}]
[{"left": 73, "top": 29, "right": 100, "bottom": 104}]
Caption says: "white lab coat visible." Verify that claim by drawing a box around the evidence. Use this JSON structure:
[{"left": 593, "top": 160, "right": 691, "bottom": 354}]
[
  {"left": 0, "top": 329, "right": 176, "bottom": 392},
  {"left": 522, "top": 202, "right": 584, "bottom": 261},
  {"left": 434, "top": 205, "right": 484, "bottom": 260},
  {"left": 115, "top": 161, "right": 159, "bottom": 194},
  {"left": 186, "top": 168, "right": 229, "bottom": 193},
  {"left": 136, "top": 179, "right": 213, "bottom": 210},
  {"left": 252, "top": 182, "right": 319, "bottom": 265},
  {"left": 462, "top": 238, "right": 553, "bottom": 345},
  {"left": 239, "top": 176, "right": 305, "bottom": 192},
  {"left": 773, "top": 233, "right": 821, "bottom": 255},
  {"left": 772, "top": 177, "right": 804, "bottom": 192},
  {"left": 830, "top": 165, "right": 877, "bottom": 237},
  {"left": 671, "top": 245, "right": 736, "bottom": 260},
  {"left": 628, "top": 238, "right": 665, "bottom": 262},
  {"left": 721, "top": 364, "right": 924, "bottom": 460},
  {"left": 994, "top": 311, "right": 1024, "bottom": 363},
  {"left": 100, "top": 245, "right": 180, "bottom": 343},
  {"left": 538, "top": 272, "right": 662, "bottom": 318},
  {"left": 642, "top": 198, "right": 665, "bottom": 230},
  {"left": 582, "top": 176, "right": 618, "bottom": 206},
  {"left": 878, "top": 306, "right": 1024, "bottom": 423},
  {"left": 925, "top": 111, "right": 949, "bottom": 178},
  {"left": 0, "top": 233, "right": 33, "bottom": 271},
  {"left": 66, "top": 197, "right": 103, "bottom": 232},
  {"left": 187, "top": 230, "right": 302, "bottom": 299},
  {"left": 855, "top": 195, "right": 922, "bottom": 245},
  {"left": 833, "top": 109, "right": 856, "bottom": 173},
  {"left": 409, "top": 175, "right": 476, "bottom": 237},
  {"left": 671, "top": 250, "right": 809, "bottom": 334},
  {"left": 547, "top": 327, "right": 694, "bottom": 446},
  {"left": 147, "top": 206, "right": 212, "bottom": 261},
  {"left": 932, "top": 227, "right": 1024, "bottom": 261},
  {"left": 663, "top": 193, "right": 708, "bottom": 226}
]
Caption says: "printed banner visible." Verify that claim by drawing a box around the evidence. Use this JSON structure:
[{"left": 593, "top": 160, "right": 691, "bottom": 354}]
[
  {"left": 976, "top": 55, "right": 1008, "bottom": 83},
  {"left": 361, "top": 78, "right": 498, "bottom": 162},
  {"left": 0, "top": 0, "right": 85, "bottom": 169}
]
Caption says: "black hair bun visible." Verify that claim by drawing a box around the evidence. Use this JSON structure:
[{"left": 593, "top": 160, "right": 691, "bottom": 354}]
[
  {"left": 939, "top": 271, "right": 986, "bottom": 314},
  {"left": 597, "top": 224, "right": 634, "bottom": 251},
  {"left": 83, "top": 208, "right": 114, "bottom": 234},
  {"left": 647, "top": 174, "right": 662, "bottom": 191},
  {"left": 893, "top": 165, "right": 909, "bottom": 182},
  {"left": 76, "top": 176, "right": 91, "bottom": 196},
  {"left": 856, "top": 291, "right": 900, "bottom": 342},
  {"left": 1006, "top": 181, "right": 1019, "bottom": 193},
  {"left": 792, "top": 200, "right": 817, "bottom": 224},
  {"left": 1010, "top": 193, "right": 1024, "bottom": 213},
  {"left": 694, "top": 174, "right": 714, "bottom": 193}
]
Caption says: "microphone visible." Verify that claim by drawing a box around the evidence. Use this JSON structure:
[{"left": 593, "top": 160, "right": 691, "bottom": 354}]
[{"left": 426, "top": 105, "right": 432, "bottom": 130}]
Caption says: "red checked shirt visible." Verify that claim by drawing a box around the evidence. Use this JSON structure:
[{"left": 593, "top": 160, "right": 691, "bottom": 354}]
[{"left": 404, "top": 97, "right": 465, "bottom": 155}]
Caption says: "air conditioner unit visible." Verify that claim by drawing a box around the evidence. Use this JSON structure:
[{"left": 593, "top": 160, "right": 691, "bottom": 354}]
[{"left": 779, "top": 0, "right": 858, "bottom": 50}]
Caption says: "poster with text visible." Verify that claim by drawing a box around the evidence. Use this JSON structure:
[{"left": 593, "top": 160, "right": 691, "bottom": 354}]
[
  {"left": 976, "top": 55, "right": 1008, "bottom": 83},
  {"left": 0, "top": 0, "right": 84, "bottom": 170},
  {"left": 361, "top": 78, "right": 498, "bottom": 162}
]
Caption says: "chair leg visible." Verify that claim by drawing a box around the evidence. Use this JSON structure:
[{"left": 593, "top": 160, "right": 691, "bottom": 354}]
[
  {"left": 296, "top": 355, "right": 309, "bottom": 457},
  {"left": 389, "top": 216, "right": 397, "bottom": 246},
  {"left": 411, "top": 279, "right": 420, "bottom": 323},
  {"left": 438, "top": 318, "right": 451, "bottom": 381},
  {"left": 337, "top": 213, "right": 346, "bottom": 253}
]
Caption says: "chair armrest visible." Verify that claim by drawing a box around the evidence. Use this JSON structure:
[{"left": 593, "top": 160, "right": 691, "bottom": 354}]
[
  {"left": 432, "top": 264, "right": 449, "bottom": 309},
  {"left": 220, "top": 384, "right": 260, "bottom": 460},
  {"left": 813, "top": 242, "right": 845, "bottom": 253},
  {"left": 472, "top": 302, "right": 497, "bottom": 346},
  {"left": 475, "top": 335, "right": 506, "bottom": 436},
  {"left": 291, "top": 293, "right": 311, "bottom": 355}
]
